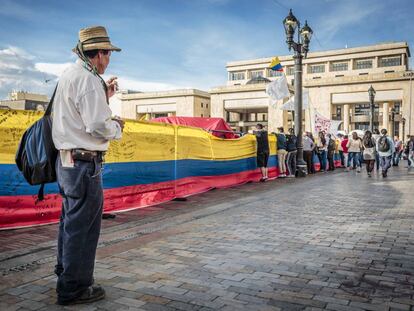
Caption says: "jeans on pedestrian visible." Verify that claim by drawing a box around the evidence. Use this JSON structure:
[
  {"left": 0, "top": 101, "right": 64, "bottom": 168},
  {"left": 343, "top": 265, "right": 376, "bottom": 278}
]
[
  {"left": 379, "top": 155, "right": 392, "bottom": 173},
  {"left": 286, "top": 150, "right": 297, "bottom": 176},
  {"left": 339, "top": 150, "right": 344, "bottom": 167},
  {"left": 348, "top": 152, "right": 360, "bottom": 169},
  {"left": 327, "top": 150, "right": 335, "bottom": 171},
  {"left": 304, "top": 150, "right": 314, "bottom": 173},
  {"left": 365, "top": 159, "right": 375, "bottom": 173},
  {"left": 375, "top": 152, "right": 380, "bottom": 170},
  {"left": 317, "top": 150, "right": 327, "bottom": 171},
  {"left": 409, "top": 151, "right": 414, "bottom": 168},
  {"left": 392, "top": 151, "right": 401, "bottom": 166},
  {"left": 55, "top": 156, "right": 104, "bottom": 302}
]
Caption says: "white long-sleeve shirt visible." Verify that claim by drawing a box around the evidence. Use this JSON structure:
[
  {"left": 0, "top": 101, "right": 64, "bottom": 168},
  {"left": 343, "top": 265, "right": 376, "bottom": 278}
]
[{"left": 52, "top": 59, "right": 122, "bottom": 151}]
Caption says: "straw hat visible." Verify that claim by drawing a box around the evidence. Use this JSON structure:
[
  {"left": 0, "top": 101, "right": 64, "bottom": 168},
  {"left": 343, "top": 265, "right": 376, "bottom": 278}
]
[{"left": 73, "top": 26, "right": 121, "bottom": 52}]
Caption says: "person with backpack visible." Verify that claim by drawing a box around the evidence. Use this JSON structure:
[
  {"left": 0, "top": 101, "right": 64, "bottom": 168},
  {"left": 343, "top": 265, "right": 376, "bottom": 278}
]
[
  {"left": 52, "top": 26, "right": 124, "bottom": 305},
  {"left": 376, "top": 128, "right": 395, "bottom": 178},
  {"left": 286, "top": 128, "right": 297, "bottom": 177},
  {"left": 326, "top": 133, "right": 336, "bottom": 171},
  {"left": 362, "top": 130, "right": 376, "bottom": 177},
  {"left": 276, "top": 127, "right": 288, "bottom": 177},
  {"left": 254, "top": 123, "right": 270, "bottom": 181}
]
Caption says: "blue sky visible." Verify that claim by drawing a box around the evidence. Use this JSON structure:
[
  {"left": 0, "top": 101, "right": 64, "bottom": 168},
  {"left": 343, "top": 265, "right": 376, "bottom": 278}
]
[{"left": 0, "top": 0, "right": 413, "bottom": 99}]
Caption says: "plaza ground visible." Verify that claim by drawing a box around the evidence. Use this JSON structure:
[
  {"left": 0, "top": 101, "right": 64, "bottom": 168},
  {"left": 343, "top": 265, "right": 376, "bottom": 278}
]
[{"left": 0, "top": 166, "right": 413, "bottom": 311}]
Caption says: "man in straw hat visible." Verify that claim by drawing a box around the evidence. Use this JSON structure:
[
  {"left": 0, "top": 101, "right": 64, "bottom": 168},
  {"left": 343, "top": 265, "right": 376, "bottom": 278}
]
[{"left": 52, "top": 26, "right": 123, "bottom": 305}]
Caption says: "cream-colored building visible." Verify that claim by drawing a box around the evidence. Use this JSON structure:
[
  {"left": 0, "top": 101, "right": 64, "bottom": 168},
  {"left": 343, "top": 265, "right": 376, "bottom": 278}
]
[
  {"left": 119, "top": 89, "right": 211, "bottom": 120},
  {"left": 0, "top": 91, "right": 49, "bottom": 111},
  {"left": 211, "top": 42, "right": 413, "bottom": 138}
]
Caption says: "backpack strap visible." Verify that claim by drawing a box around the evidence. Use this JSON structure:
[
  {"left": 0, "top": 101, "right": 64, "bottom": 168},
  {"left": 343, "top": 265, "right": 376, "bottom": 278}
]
[
  {"left": 36, "top": 183, "right": 45, "bottom": 203},
  {"left": 44, "top": 85, "right": 58, "bottom": 116}
]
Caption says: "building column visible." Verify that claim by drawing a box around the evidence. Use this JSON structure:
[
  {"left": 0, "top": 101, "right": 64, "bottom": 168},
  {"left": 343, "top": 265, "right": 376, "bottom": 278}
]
[
  {"left": 343, "top": 104, "right": 350, "bottom": 133},
  {"left": 383, "top": 102, "right": 389, "bottom": 132}
]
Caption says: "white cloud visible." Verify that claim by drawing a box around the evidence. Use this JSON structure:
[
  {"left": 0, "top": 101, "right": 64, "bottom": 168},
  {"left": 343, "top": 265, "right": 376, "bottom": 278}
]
[
  {"left": 35, "top": 62, "right": 72, "bottom": 77},
  {"left": 315, "top": 1, "right": 383, "bottom": 43},
  {"left": 0, "top": 46, "right": 56, "bottom": 99},
  {"left": 104, "top": 75, "right": 183, "bottom": 93},
  {"left": 0, "top": 45, "right": 184, "bottom": 100}
]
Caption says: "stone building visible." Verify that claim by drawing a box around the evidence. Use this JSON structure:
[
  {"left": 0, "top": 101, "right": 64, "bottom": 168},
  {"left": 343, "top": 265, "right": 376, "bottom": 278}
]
[
  {"left": 211, "top": 42, "right": 413, "bottom": 138},
  {"left": 0, "top": 91, "right": 49, "bottom": 111},
  {"left": 118, "top": 89, "right": 211, "bottom": 120}
]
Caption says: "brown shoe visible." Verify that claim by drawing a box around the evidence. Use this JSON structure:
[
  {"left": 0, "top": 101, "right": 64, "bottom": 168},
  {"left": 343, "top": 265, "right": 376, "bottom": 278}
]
[{"left": 57, "top": 285, "right": 105, "bottom": 305}]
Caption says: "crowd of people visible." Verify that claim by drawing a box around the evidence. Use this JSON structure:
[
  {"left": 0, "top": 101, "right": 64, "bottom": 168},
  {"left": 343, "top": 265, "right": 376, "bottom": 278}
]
[{"left": 254, "top": 123, "right": 414, "bottom": 180}]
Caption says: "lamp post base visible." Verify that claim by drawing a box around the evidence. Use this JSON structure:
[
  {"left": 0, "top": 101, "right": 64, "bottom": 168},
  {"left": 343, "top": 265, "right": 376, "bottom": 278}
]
[{"left": 296, "top": 163, "right": 307, "bottom": 177}]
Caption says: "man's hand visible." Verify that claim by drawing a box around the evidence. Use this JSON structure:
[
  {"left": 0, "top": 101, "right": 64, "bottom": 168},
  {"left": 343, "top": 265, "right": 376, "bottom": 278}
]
[
  {"left": 106, "top": 76, "right": 118, "bottom": 98},
  {"left": 113, "top": 117, "right": 125, "bottom": 132}
]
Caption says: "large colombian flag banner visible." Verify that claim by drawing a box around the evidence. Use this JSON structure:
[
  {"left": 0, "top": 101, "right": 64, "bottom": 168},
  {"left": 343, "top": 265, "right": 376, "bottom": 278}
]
[{"left": 0, "top": 110, "right": 278, "bottom": 230}]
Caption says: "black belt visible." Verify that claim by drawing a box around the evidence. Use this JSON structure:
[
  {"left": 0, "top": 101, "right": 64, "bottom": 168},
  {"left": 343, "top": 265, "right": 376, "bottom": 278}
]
[{"left": 71, "top": 149, "right": 105, "bottom": 162}]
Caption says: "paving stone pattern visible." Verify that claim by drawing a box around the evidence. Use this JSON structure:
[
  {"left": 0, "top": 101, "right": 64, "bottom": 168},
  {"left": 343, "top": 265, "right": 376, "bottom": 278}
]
[{"left": 0, "top": 167, "right": 414, "bottom": 310}]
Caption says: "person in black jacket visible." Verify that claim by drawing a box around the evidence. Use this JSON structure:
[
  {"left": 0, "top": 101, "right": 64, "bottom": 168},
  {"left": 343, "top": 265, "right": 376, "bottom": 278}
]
[
  {"left": 286, "top": 128, "right": 297, "bottom": 177},
  {"left": 254, "top": 124, "right": 270, "bottom": 181},
  {"left": 327, "top": 133, "right": 336, "bottom": 171}
]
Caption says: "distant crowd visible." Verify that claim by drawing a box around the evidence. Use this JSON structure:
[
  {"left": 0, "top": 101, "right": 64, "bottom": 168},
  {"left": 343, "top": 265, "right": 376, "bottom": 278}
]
[{"left": 253, "top": 124, "right": 414, "bottom": 180}]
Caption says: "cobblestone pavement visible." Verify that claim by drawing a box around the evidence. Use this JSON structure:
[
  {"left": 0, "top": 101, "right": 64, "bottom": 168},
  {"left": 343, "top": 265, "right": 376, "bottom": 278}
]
[{"left": 1, "top": 166, "right": 414, "bottom": 311}]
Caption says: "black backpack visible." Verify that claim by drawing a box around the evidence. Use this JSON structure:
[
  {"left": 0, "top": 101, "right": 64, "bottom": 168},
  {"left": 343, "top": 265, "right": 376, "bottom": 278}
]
[
  {"left": 15, "top": 86, "right": 58, "bottom": 201},
  {"left": 378, "top": 135, "right": 390, "bottom": 152},
  {"left": 328, "top": 138, "right": 336, "bottom": 151}
]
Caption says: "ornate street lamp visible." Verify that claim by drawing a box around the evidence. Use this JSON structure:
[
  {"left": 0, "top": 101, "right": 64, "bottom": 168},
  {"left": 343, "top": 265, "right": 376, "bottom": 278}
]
[
  {"left": 283, "top": 9, "right": 313, "bottom": 177},
  {"left": 368, "top": 85, "right": 376, "bottom": 132}
]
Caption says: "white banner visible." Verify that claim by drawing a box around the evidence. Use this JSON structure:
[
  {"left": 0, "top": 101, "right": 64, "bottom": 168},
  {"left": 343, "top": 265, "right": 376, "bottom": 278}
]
[{"left": 314, "top": 110, "right": 331, "bottom": 133}]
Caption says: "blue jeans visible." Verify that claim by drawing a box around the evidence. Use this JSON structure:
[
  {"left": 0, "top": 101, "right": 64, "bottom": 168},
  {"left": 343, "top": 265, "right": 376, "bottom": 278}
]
[
  {"left": 317, "top": 150, "right": 327, "bottom": 171},
  {"left": 55, "top": 155, "right": 104, "bottom": 302},
  {"left": 392, "top": 151, "right": 401, "bottom": 166},
  {"left": 375, "top": 152, "right": 380, "bottom": 170},
  {"left": 380, "top": 155, "right": 392, "bottom": 173},
  {"left": 348, "top": 152, "right": 361, "bottom": 168}
]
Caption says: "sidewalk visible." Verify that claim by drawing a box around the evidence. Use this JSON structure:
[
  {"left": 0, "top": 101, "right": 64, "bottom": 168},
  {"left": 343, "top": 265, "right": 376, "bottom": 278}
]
[{"left": 1, "top": 166, "right": 413, "bottom": 310}]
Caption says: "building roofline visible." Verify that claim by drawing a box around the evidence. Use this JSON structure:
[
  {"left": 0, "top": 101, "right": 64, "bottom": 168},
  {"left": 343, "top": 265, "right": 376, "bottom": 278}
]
[
  {"left": 226, "top": 41, "right": 410, "bottom": 68},
  {"left": 122, "top": 88, "right": 210, "bottom": 100}
]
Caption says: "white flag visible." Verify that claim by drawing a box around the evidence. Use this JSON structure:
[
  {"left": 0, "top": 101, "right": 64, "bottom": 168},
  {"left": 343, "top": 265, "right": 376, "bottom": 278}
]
[
  {"left": 280, "top": 88, "right": 309, "bottom": 110},
  {"left": 266, "top": 75, "right": 289, "bottom": 101}
]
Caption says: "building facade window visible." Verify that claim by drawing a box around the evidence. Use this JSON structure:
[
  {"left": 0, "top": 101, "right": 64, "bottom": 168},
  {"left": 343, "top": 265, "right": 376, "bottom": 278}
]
[
  {"left": 201, "top": 103, "right": 203, "bottom": 108},
  {"left": 249, "top": 70, "right": 264, "bottom": 79},
  {"left": 354, "top": 103, "right": 379, "bottom": 115},
  {"left": 267, "top": 69, "right": 283, "bottom": 77},
  {"left": 229, "top": 71, "right": 245, "bottom": 81},
  {"left": 286, "top": 67, "right": 294, "bottom": 75},
  {"left": 308, "top": 64, "right": 325, "bottom": 74},
  {"left": 330, "top": 61, "right": 348, "bottom": 72},
  {"left": 354, "top": 58, "right": 373, "bottom": 69},
  {"left": 379, "top": 55, "right": 401, "bottom": 67}
]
